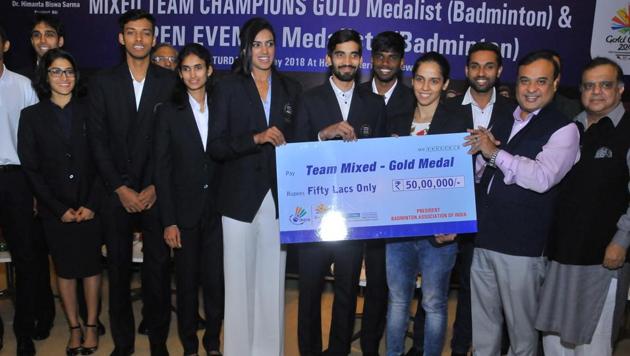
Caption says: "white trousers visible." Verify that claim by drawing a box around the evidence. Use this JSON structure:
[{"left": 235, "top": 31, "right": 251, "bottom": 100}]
[
  {"left": 542, "top": 278, "right": 617, "bottom": 356},
  {"left": 222, "top": 191, "right": 287, "bottom": 356}
]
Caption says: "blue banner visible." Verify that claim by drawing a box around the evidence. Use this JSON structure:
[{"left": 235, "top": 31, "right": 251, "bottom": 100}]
[
  {"left": 1, "top": 1, "right": 596, "bottom": 84},
  {"left": 276, "top": 134, "right": 477, "bottom": 244}
]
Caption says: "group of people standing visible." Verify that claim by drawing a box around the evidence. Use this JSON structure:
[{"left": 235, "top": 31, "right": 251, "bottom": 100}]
[{"left": 0, "top": 8, "right": 628, "bottom": 356}]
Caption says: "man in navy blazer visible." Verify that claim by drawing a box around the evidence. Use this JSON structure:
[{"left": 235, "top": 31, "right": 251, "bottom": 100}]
[
  {"left": 357, "top": 31, "right": 415, "bottom": 356},
  {"left": 294, "top": 29, "right": 386, "bottom": 356},
  {"left": 86, "top": 10, "right": 175, "bottom": 356}
]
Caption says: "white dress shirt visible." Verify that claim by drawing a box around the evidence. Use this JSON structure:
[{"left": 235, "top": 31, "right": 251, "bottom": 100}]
[
  {"left": 189, "top": 93, "right": 209, "bottom": 150},
  {"left": 130, "top": 70, "right": 145, "bottom": 110},
  {"left": 371, "top": 78, "right": 397, "bottom": 105},
  {"left": 0, "top": 64, "right": 38, "bottom": 165},
  {"left": 462, "top": 87, "right": 497, "bottom": 129},
  {"left": 329, "top": 76, "right": 354, "bottom": 121}
]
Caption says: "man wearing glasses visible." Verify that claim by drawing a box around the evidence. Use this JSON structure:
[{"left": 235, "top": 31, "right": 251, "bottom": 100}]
[
  {"left": 536, "top": 57, "right": 630, "bottom": 356},
  {"left": 150, "top": 43, "right": 178, "bottom": 71}
]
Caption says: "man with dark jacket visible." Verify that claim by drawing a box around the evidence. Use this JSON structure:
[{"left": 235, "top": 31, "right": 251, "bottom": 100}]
[
  {"left": 295, "top": 29, "right": 386, "bottom": 356},
  {"left": 87, "top": 10, "right": 175, "bottom": 356},
  {"left": 357, "top": 30, "right": 414, "bottom": 356},
  {"left": 465, "top": 50, "right": 580, "bottom": 356}
]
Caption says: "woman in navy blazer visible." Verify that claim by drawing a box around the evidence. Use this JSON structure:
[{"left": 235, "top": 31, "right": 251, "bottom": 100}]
[
  {"left": 18, "top": 49, "right": 102, "bottom": 355},
  {"left": 208, "top": 17, "right": 301, "bottom": 356}
]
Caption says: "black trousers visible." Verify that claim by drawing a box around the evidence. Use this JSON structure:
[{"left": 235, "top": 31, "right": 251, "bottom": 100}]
[
  {"left": 0, "top": 169, "right": 54, "bottom": 338},
  {"left": 100, "top": 194, "right": 171, "bottom": 351},
  {"left": 360, "top": 239, "right": 388, "bottom": 353},
  {"left": 298, "top": 241, "right": 363, "bottom": 356},
  {"left": 174, "top": 212, "right": 224, "bottom": 354}
]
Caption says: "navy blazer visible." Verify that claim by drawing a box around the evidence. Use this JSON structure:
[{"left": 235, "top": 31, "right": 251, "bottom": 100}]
[
  {"left": 87, "top": 62, "right": 176, "bottom": 193},
  {"left": 154, "top": 95, "right": 219, "bottom": 228},
  {"left": 208, "top": 71, "right": 302, "bottom": 222},
  {"left": 294, "top": 80, "right": 387, "bottom": 142},
  {"left": 359, "top": 79, "right": 415, "bottom": 136},
  {"left": 18, "top": 98, "right": 103, "bottom": 219},
  {"left": 431, "top": 92, "right": 516, "bottom": 134}
]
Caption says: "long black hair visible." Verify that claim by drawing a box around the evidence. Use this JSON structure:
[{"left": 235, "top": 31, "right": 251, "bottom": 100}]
[
  {"left": 34, "top": 48, "right": 83, "bottom": 99},
  {"left": 232, "top": 17, "right": 276, "bottom": 75},
  {"left": 172, "top": 43, "right": 213, "bottom": 108}
]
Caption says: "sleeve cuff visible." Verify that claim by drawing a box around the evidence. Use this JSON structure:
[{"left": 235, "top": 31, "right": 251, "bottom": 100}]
[{"left": 612, "top": 230, "right": 630, "bottom": 250}]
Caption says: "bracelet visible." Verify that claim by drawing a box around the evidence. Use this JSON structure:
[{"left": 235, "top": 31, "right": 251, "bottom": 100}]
[{"left": 487, "top": 149, "right": 500, "bottom": 168}]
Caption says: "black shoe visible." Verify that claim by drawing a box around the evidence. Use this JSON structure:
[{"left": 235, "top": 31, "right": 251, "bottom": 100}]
[
  {"left": 110, "top": 347, "right": 134, "bottom": 356},
  {"left": 137, "top": 319, "right": 148, "bottom": 335},
  {"left": 362, "top": 353, "right": 379, "bottom": 356},
  {"left": 32, "top": 321, "right": 53, "bottom": 340},
  {"left": 80, "top": 324, "right": 99, "bottom": 355},
  {"left": 405, "top": 346, "right": 423, "bottom": 356},
  {"left": 149, "top": 343, "right": 168, "bottom": 356},
  {"left": 17, "top": 337, "right": 35, "bottom": 356},
  {"left": 66, "top": 325, "right": 83, "bottom": 356}
]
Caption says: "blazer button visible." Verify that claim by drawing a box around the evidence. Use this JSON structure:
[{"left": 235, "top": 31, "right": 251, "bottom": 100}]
[
  {"left": 65, "top": 153, "right": 72, "bottom": 158},
  {"left": 69, "top": 174, "right": 74, "bottom": 179},
  {"left": 203, "top": 184, "right": 209, "bottom": 189}
]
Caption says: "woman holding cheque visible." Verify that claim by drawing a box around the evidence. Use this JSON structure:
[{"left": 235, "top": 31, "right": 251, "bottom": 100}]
[
  {"left": 18, "top": 49, "right": 103, "bottom": 356},
  {"left": 208, "top": 17, "right": 301, "bottom": 356},
  {"left": 385, "top": 52, "right": 459, "bottom": 356}
]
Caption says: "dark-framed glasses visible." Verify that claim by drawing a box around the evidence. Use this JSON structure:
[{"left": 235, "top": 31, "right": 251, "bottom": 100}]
[{"left": 48, "top": 67, "right": 76, "bottom": 78}]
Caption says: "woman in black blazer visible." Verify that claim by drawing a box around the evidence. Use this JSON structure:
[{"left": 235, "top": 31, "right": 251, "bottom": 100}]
[
  {"left": 18, "top": 49, "right": 102, "bottom": 356},
  {"left": 208, "top": 17, "right": 301, "bottom": 356},
  {"left": 154, "top": 43, "right": 224, "bottom": 356}
]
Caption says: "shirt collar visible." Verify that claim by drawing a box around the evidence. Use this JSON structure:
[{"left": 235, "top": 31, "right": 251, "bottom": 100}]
[
  {"left": 371, "top": 78, "right": 397, "bottom": 102},
  {"left": 513, "top": 106, "right": 541, "bottom": 122},
  {"left": 188, "top": 92, "right": 207, "bottom": 112},
  {"left": 329, "top": 76, "right": 355, "bottom": 96},
  {"left": 129, "top": 69, "right": 145, "bottom": 84},
  {"left": 462, "top": 87, "right": 496, "bottom": 108},
  {"left": 575, "top": 102, "right": 626, "bottom": 128}
]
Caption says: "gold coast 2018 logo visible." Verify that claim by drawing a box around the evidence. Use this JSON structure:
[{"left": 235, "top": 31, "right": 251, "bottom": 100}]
[
  {"left": 593, "top": 0, "right": 630, "bottom": 67},
  {"left": 605, "top": 3, "right": 630, "bottom": 57},
  {"left": 611, "top": 5, "right": 630, "bottom": 33}
]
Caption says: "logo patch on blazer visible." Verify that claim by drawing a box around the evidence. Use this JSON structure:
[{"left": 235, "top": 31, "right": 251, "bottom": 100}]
[
  {"left": 594, "top": 146, "right": 613, "bottom": 159},
  {"left": 359, "top": 124, "right": 371, "bottom": 137},
  {"left": 283, "top": 103, "right": 294, "bottom": 123}
]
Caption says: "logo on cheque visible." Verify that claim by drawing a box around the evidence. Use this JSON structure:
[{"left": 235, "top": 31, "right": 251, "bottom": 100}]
[{"left": 289, "top": 207, "right": 308, "bottom": 225}]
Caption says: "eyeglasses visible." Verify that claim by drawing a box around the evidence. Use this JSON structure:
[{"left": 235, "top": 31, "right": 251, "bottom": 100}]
[
  {"left": 48, "top": 68, "right": 76, "bottom": 78},
  {"left": 580, "top": 81, "right": 618, "bottom": 92},
  {"left": 152, "top": 56, "right": 177, "bottom": 64}
]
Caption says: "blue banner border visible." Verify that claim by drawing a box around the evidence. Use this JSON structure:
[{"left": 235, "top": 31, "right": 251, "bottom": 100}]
[{"left": 280, "top": 220, "right": 477, "bottom": 244}]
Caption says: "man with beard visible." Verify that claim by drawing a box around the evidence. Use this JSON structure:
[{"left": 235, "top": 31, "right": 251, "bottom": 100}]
[
  {"left": 294, "top": 29, "right": 386, "bottom": 356},
  {"left": 357, "top": 31, "right": 415, "bottom": 356},
  {"left": 429, "top": 41, "right": 515, "bottom": 356},
  {"left": 87, "top": 10, "right": 175, "bottom": 355}
]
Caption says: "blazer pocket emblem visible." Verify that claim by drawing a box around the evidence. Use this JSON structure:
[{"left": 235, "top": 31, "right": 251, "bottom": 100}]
[
  {"left": 359, "top": 124, "right": 371, "bottom": 138},
  {"left": 283, "top": 102, "right": 294, "bottom": 124}
]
